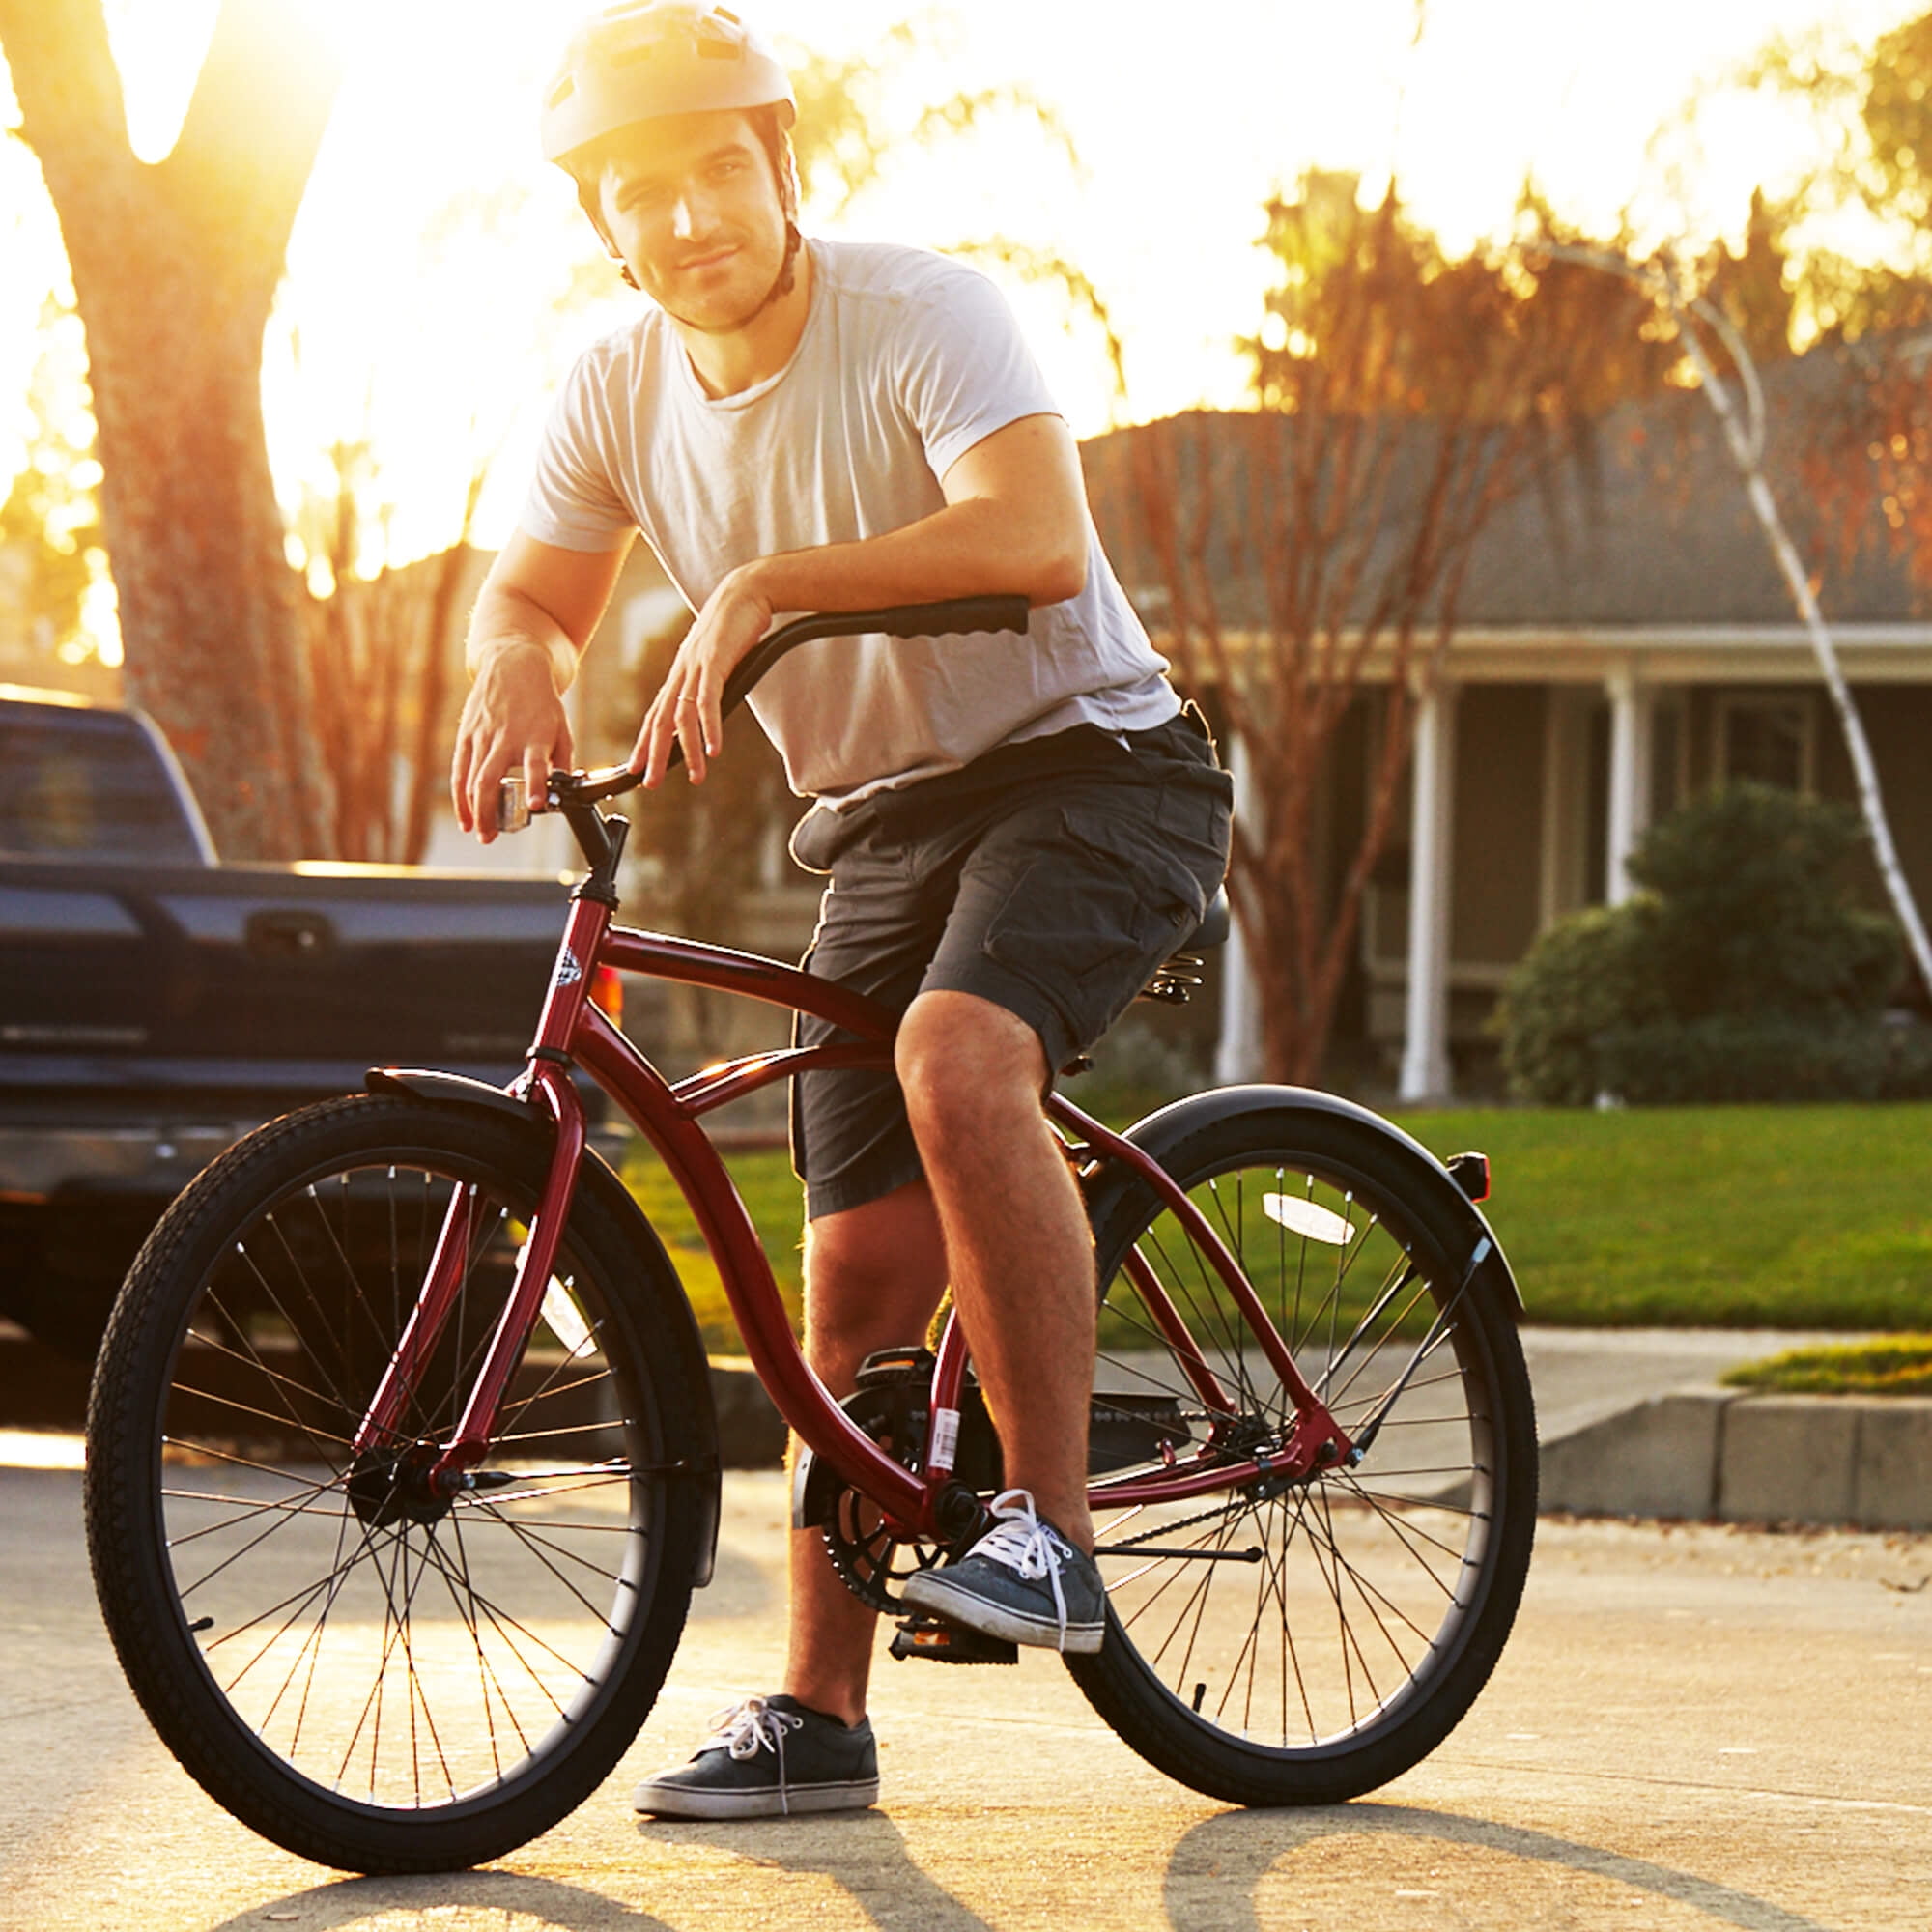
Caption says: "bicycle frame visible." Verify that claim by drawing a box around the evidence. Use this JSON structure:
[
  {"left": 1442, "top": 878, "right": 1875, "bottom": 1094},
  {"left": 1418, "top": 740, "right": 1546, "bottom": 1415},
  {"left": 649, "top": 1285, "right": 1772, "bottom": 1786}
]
[{"left": 353, "top": 852, "right": 1353, "bottom": 1545}]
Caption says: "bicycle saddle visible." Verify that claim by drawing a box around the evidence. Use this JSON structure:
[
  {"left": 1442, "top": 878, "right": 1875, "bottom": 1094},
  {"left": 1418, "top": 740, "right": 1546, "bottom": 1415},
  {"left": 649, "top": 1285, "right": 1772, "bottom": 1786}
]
[{"left": 1190, "top": 886, "right": 1230, "bottom": 952}]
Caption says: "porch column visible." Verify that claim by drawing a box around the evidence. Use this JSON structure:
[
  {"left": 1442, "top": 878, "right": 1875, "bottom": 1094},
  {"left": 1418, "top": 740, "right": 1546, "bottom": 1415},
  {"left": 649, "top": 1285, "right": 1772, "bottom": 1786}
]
[
  {"left": 1399, "top": 681, "right": 1458, "bottom": 1102},
  {"left": 1605, "top": 667, "right": 1655, "bottom": 907},
  {"left": 1214, "top": 728, "right": 1262, "bottom": 1084}
]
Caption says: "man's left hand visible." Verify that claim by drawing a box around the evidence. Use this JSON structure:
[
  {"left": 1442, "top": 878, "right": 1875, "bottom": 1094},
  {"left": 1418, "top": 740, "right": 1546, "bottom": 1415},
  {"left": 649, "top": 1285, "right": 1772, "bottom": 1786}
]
[{"left": 633, "top": 570, "right": 774, "bottom": 787}]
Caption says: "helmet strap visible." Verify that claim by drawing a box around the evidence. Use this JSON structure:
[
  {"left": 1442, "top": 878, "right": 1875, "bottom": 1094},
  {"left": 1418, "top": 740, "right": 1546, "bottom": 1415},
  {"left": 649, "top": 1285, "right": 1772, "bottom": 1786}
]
[
  {"left": 747, "top": 219, "right": 803, "bottom": 319},
  {"left": 743, "top": 111, "right": 803, "bottom": 318}
]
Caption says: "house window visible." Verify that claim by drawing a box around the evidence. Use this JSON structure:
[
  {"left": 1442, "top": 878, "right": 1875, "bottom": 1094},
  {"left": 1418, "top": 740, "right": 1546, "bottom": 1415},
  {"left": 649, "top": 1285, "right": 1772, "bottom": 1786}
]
[{"left": 1715, "top": 694, "right": 1813, "bottom": 792}]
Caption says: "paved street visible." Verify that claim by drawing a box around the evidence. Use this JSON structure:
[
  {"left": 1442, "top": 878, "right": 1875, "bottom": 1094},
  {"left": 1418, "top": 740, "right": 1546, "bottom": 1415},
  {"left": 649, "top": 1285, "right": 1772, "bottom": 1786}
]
[{"left": 2, "top": 1444, "right": 1928, "bottom": 1932}]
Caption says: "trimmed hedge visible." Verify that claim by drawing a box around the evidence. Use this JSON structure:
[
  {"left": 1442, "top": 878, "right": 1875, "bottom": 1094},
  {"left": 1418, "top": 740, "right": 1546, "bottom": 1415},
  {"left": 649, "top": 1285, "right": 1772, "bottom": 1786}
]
[
  {"left": 1497, "top": 783, "right": 1931, "bottom": 1105},
  {"left": 1598, "top": 1011, "right": 1932, "bottom": 1104}
]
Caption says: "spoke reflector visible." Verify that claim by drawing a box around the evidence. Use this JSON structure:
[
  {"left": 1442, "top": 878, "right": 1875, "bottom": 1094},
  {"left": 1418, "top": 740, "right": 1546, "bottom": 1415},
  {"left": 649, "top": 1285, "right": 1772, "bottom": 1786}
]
[
  {"left": 1263, "top": 1193, "right": 1354, "bottom": 1245},
  {"left": 540, "top": 1277, "right": 594, "bottom": 1356}
]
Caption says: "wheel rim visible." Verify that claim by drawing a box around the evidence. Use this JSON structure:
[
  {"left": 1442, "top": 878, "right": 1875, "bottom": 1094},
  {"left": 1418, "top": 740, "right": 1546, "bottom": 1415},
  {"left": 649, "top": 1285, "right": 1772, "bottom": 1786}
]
[
  {"left": 1090, "top": 1149, "right": 1504, "bottom": 1757},
  {"left": 150, "top": 1153, "right": 661, "bottom": 1814}
]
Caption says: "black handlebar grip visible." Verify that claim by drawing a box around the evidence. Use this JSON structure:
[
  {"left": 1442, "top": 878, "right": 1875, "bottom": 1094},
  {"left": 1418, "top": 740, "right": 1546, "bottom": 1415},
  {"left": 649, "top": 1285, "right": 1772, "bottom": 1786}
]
[
  {"left": 538, "top": 595, "right": 1033, "bottom": 812},
  {"left": 719, "top": 593, "right": 1030, "bottom": 719}
]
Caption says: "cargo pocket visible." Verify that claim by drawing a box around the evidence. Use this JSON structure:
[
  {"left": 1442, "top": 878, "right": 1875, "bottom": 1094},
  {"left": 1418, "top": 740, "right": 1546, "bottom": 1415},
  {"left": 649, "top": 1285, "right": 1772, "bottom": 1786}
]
[{"left": 981, "top": 800, "right": 1208, "bottom": 1037}]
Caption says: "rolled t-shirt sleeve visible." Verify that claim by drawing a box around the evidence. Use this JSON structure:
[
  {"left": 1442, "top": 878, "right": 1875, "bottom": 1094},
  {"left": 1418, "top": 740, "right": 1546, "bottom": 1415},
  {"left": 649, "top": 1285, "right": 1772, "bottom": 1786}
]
[
  {"left": 894, "top": 263, "right": 1063, "bottom": 481},
  {"left": 520, "top": 353, "right": 638, "bottom": 553}
]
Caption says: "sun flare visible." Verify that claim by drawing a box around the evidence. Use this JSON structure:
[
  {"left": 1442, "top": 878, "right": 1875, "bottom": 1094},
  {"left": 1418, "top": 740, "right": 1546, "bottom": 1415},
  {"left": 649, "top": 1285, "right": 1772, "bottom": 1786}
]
[{"left": 3, "top": 0, "right": 1924, "bottom": 662}]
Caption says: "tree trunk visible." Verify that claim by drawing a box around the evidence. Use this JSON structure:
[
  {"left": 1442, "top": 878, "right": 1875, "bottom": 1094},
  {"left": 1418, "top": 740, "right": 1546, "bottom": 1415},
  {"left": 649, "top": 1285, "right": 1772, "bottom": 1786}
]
[
  {"left": 86, "top": 266, "right": 327, "bottom": 855},
  {"left": 0, "top": 0, "right": 340, "bottom": 857}
]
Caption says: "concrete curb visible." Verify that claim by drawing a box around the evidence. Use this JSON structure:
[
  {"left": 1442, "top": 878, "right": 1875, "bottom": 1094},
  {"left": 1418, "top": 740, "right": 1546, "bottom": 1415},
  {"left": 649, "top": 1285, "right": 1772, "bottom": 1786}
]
[
  {"left": 708, "top": 1356, "right": 787, "bottom": 1468},
  {"left": 1539, "top": 1383, "right": 1932, "bottom": 1530},
  {"left": 713, "top": 1361, "right": 1932, "bottom": 1531}
]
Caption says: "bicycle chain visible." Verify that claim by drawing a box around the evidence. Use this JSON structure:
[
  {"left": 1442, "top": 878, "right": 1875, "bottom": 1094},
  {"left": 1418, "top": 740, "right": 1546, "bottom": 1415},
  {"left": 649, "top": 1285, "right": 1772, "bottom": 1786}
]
[{"left": 1099, "top": 1489, "right": 1264, "bottom": 1551}]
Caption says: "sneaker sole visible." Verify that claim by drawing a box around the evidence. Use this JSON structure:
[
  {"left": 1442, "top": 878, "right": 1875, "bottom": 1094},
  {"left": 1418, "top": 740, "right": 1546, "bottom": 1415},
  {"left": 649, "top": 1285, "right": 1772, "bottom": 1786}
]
[
  {"left": 900, "top": 1572, "right": 1105, "bottom": 1655},
  {"left": 633, "top": 1776, "right": 880, "bottom": 1821}
]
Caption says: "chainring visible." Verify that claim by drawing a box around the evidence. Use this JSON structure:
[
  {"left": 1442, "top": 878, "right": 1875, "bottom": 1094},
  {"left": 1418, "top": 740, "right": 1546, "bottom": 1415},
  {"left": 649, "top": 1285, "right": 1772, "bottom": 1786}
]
[{"left": 816, "top": 1382, "right": 947, "bottom": 1614}]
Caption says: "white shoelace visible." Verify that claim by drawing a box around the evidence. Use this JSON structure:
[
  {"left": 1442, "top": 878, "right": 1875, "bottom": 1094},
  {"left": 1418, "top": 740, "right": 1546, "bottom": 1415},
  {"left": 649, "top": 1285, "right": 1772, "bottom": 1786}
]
[
  {"left": 702, "top": 1696, "right": 805, "bottom": 1814},
  {"left": 968, "top": 1488, "right": 1076, "bottom": 1650}
]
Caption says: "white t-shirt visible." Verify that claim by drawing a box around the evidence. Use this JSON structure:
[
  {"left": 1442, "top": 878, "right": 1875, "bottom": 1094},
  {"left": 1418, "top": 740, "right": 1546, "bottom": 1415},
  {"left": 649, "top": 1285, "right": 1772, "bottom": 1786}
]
[{"left": 520, "top": 238, "right": 1177, "bottom": 802}]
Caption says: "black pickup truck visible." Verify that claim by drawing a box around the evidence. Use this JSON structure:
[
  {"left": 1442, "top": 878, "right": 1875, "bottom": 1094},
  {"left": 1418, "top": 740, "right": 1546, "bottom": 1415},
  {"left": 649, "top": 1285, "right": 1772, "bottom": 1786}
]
[{"left": 0, "top": 684, "right": 583, "bottom": 1354}]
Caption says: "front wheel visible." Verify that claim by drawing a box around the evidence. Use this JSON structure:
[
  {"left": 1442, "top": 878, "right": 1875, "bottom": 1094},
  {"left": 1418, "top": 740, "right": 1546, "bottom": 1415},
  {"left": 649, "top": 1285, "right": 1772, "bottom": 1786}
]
[
  {"left": 1068, "top": 1097, "right": 1537, "bottom": 1805},
  {"left": 85, "top": 1095, "right": 715, "bottom": 1872}
]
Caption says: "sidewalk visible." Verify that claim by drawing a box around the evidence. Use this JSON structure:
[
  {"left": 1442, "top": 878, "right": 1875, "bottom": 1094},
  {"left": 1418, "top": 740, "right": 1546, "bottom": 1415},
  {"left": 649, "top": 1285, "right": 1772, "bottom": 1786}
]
[
  {"left": 5, "top": 1318, "right": 1926, "bottom": 1530},
  {"left": 4, "top": 1457, "right": 1926, "bottom": 1930}
]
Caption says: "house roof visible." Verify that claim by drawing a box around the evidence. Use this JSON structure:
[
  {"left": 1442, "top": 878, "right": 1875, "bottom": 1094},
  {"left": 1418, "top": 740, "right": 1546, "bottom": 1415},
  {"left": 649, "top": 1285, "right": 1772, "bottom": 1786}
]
[{"left": 1080, "top": 342, "right": 1931, "bottom": 632}]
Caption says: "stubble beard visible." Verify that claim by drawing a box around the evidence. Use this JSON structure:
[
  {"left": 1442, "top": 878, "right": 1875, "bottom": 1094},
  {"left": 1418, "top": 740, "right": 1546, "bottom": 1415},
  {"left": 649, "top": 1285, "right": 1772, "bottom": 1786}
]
[{"left": 649, "top": 241, "right": 784, "bottom": 337}]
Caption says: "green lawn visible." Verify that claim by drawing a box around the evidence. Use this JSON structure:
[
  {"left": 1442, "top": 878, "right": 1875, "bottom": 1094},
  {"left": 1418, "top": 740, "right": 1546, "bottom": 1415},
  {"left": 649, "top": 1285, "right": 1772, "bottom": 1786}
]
[
  {"left": 1395, "top": 1101, "right": 1932, "bottom": 1330},
  {"left": 621, "top": 1100, "right": 1932, "bottom": 1351},
  {"left": 620, "top": 1140, "right": 807, "bottom": 1354},
  {"left": 1720, "top": 1335, "right": 1932, "bottom": 1395}
]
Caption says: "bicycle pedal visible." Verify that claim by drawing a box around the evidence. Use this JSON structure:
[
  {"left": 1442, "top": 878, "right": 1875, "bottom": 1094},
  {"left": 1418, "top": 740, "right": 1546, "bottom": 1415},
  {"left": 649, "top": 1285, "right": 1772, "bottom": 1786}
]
[{"left": 888, "top": 1612, "right": 1018, "bottom": 1665}]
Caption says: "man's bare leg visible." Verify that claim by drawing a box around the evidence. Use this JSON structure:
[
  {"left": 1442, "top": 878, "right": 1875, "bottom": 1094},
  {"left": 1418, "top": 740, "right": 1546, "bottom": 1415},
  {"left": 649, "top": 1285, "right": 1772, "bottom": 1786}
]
[
  {"left": 782, "top": 990, "right": 1092, "bottom": 1719},
  {"left": 783, "top": 1179, "right": 948, "bottom": 1725},
  {"left": 895, "top": 990, "right": 1095, "bottom": 1549}
]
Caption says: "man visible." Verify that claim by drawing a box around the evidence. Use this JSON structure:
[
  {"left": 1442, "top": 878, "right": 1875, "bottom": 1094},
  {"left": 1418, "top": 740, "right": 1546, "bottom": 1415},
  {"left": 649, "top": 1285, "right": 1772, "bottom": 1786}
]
[{"left": 451, "top": 0, "right": 1230, "bottom": 1821}]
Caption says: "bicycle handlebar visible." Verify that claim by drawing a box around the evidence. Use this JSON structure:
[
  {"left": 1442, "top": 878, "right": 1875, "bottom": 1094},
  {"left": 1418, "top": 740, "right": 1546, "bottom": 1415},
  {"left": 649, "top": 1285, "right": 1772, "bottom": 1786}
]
[{"left": 497, "top": 592, "right": 1030, "bottom": 833}]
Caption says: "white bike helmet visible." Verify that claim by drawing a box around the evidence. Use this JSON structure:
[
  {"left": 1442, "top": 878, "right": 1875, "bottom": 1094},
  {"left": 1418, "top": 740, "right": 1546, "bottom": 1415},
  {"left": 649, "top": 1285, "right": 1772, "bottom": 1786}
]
[
  {"left": 542, "top": 2, "right": 796, "bottom": 170},
  {"left": 542, "top": 3, "right": 803, "bottom": 305}
]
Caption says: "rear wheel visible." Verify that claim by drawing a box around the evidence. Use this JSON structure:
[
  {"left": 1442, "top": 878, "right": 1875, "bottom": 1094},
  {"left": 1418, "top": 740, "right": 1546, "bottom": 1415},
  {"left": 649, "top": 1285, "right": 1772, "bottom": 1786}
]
[
  {"left": 86, "top": 1095, "right": 712, "bottom": 1872},
  {"left": 1069, "top": 1100, "right": 1536, "bottom": 1805}
]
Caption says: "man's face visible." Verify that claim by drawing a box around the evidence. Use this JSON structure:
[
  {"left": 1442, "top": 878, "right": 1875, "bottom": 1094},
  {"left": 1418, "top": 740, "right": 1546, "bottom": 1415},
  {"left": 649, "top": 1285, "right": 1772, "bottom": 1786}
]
[{"left": 592, "top": 110, "right": 788, "bottom": 334}]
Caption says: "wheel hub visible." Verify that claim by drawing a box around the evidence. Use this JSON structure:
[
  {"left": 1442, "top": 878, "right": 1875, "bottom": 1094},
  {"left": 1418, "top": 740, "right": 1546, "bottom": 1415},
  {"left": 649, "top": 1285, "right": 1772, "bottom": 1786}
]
[{"left": 348, "top": 1443, "right": 454, "bottom": 1528}]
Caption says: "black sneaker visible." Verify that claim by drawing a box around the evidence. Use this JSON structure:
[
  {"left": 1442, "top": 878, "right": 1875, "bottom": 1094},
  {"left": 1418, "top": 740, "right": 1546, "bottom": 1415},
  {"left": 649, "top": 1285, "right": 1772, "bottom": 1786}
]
[
  {"left": 900, "top": 1490, "right": 1106, "bottom": 1655},
  {"left": 632, "top": 1694, "right": 879, "bottom": 1820}
]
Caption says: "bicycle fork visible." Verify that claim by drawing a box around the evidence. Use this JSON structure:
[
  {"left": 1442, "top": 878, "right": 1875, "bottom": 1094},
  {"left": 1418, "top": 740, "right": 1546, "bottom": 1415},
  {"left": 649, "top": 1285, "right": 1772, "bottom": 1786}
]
[{"left": 352, "top": 895, "right": 609, "bottom": 1494}]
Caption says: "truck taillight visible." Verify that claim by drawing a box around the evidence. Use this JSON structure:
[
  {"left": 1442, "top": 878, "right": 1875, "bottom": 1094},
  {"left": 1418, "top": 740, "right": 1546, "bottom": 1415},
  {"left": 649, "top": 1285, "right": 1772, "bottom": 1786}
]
[{"left": 591, "top": 966, "right": 624, "bottom": 1028}]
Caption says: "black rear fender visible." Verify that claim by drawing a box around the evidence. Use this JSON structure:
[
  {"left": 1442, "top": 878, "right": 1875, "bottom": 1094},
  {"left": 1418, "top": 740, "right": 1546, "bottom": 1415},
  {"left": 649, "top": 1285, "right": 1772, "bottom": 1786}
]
[{"left": 1079, "top": 1084, "right": 1526, "bottom": 1321}]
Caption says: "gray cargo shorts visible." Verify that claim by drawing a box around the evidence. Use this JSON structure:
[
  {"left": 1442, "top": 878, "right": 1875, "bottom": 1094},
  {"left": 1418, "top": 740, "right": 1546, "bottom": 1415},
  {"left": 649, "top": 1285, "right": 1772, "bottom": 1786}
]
[{"left": 787, "top": 707, "right": 1233, "bottom": 1221}]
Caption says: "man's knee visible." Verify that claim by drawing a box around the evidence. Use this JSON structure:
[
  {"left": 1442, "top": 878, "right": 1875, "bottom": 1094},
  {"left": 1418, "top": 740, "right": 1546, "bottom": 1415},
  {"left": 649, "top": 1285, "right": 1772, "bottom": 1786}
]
[{"left": 895, "top": 991, "right": 1047, "bottom": 1146}]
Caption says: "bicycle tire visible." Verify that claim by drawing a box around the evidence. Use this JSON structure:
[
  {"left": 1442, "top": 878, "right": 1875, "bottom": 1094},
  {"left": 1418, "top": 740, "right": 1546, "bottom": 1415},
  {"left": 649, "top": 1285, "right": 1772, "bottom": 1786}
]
[
  {"left": 85, "top": 1094, "right": 714, "bottom": 1873},
  {"left": 1067, "top": 1091, "right": 1536, "bottom": 1805}
]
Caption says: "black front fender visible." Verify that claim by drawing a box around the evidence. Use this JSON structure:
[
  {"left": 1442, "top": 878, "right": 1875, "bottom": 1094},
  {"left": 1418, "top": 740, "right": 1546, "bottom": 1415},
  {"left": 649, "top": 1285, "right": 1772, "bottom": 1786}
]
[{"left": 365, "top": 1065, "right": 542, "bottom": 1125}]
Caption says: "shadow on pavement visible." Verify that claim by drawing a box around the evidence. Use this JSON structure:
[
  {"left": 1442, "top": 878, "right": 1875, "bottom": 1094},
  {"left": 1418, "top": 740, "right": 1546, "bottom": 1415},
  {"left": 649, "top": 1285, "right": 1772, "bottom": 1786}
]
[
  {"left": 639, "top": 1809, "right": 991, "bottom": 1929},
  {"left": 1163, "top": 1804, "right": 1836, "bottom": 1932},
  {"left": 185, "top": 1814, "right": 992, "bottom": 1932},
  {"left": 197, "top": 1870, "right": 676, "bottom": 1932},
  {"left": 148, "top": 1801, "right": 1842, "bottom": 1932}
]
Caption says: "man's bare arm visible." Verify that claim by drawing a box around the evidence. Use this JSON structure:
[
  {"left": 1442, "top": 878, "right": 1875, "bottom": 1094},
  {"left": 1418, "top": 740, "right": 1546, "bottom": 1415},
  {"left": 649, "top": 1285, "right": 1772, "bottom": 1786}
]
[
  {"left": 635, "top": 413, "right": 1090, "bottom": 785},
  {"left": 452, "top": 528, "right": 635, "bottom": 842}
]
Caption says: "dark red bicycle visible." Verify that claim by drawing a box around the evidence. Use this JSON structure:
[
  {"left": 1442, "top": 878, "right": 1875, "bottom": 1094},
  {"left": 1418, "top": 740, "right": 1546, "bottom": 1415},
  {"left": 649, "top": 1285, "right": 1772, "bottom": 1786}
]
[{"left": 85, "top": 596, "right": 1536, "bottom": 1873}]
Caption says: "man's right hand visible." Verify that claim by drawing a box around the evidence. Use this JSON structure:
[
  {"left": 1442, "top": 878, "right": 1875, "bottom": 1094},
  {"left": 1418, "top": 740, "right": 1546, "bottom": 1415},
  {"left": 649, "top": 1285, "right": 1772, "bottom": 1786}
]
[
  {"left": 451, "top": 639, "right": 576, "bottom": 845},
  {"left": 449, "top": 529, "right": 633, "bottom": 843}
]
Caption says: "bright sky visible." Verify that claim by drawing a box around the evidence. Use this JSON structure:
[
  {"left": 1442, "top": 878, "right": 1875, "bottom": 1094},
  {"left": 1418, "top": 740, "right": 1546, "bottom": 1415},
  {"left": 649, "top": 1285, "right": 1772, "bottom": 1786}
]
[{"left": 1, "top": 0, "right": 1924, "bottom": 639}]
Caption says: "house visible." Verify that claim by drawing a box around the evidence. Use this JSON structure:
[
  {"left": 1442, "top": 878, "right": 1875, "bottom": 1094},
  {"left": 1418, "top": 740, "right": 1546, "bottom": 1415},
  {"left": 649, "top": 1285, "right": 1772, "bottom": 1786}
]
[{"left": 1079, "top": 346, "right": 1932, "bottom": 1098}]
